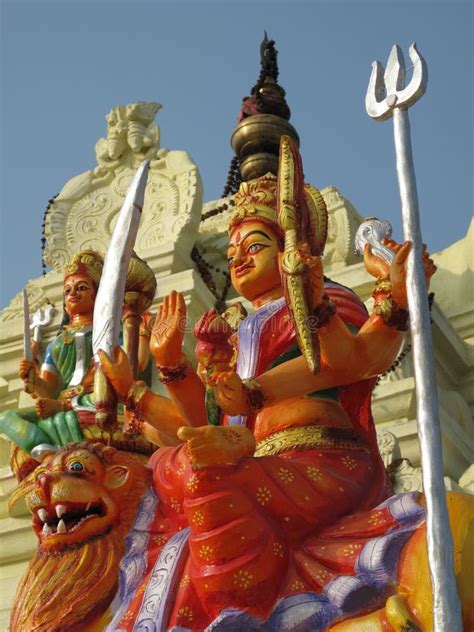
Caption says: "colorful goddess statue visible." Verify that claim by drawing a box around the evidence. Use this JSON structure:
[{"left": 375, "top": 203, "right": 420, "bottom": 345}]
[
  {"left": 6, "top": 38, "right": 473, "bottom": 632},
  {"left": 95, "top": 144, "right": 448, "bottom": 630},
  {"left": 0, "top": 249, "right": 155, "bottom": 474}
]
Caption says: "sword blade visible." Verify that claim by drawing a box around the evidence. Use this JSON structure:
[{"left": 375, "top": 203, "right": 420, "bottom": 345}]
[
  {"left": 22, "top": 290, "right": 32, "bottom": 361},
  {"left": 92, "top": 160, "right": 150, "bottom": 357}
]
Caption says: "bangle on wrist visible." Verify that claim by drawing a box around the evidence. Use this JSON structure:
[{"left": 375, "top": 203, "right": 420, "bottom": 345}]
[
  {"left": 157, "top": 356, "right": 189, "bottom": 384},
  {"left": 124, "top": 380, "right": 148, "bottom": 437},
  {"left": 125, "top": 380, "right": 148, "bottom": 414},
  {"left": 242, "top": 378, "right": 268, "bottom": 413},
  {"left": 311, "top": 294, "right": 337, "bottom": 329},
  {"left": 372, "top": 277, "right": 409, "bottom": 332}
]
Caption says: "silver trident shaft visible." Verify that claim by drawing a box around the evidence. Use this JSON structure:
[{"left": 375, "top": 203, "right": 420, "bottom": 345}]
[{"left": 366, "top": 44, "right": 462, "bottom": 631}]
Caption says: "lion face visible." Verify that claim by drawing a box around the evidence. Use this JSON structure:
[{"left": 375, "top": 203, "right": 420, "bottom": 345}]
[{"left": 22, "top": 444, "right": 137, "bottom": 553}]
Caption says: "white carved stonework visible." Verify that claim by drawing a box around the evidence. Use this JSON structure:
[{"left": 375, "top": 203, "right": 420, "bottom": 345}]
[
  {"left": 43, "top": 101, "right": 203, "bottom": 272},
  {"left": 376, "top": 428, "right": 423, "bottom": 493},
  {"left": 376, "top": 428, "right": 398, "bottom": 467},
  {"left": 459, "top": 465, "right": 474, "bottom": 494},
  {"left": 196, "top": 198, "right": 235, "bottom": 300},
  {"left": 0, "top": 275, "right": 57, "bottom": 323},
  {"left": 391, "top": 459, "right": 423, "bottom": 494},
  {"left": 320, "top": 186, "right": 365, "bottom": 271}
]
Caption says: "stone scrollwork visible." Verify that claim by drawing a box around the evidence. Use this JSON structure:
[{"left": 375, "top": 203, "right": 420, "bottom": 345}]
[
  {"left": 321, "top": 186, "right": 364, "bottom": 270},
  {"left": 376, "top": 428, "right": 423, "bottom": 493},
  {"left": 43, "top": 101, "right": 203, "bottom": 272},
  {"left": 0, "top": 278, "right": 55, "bottom": 323},
  {"left": 390, "top": 459, "right": 423, "bottom": 494},
  {"left": 376, "top": 428, "right": 398, "bottom": 468}
]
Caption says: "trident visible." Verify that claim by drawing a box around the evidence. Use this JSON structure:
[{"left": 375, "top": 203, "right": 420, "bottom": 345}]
[{"left": 366, "top": 44, "right": 462, "bottom": 630}]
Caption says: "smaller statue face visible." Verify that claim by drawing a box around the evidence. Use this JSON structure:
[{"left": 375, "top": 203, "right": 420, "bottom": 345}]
[
  {"left": 64, "top": 274, "right": 96, "bottom": 318},
  {"left": 228, "top": 220, "right": 283, "bottom": 305}
]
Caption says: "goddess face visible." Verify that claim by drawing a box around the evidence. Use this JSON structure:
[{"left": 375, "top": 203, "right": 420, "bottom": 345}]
[
  {"left": 227, "top": 220, "right": 283, "bottom": 305},
  {"left": 64, "top": 274, "right": 96, "bottom": 318}
]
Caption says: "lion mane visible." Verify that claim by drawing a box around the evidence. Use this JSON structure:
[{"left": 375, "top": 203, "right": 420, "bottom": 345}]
[{"left": 10, "top": 442, "right": 150, "bottom": 632}]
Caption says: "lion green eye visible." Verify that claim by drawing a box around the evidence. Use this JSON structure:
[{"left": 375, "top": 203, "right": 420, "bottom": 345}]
[{"left": 68, "top": 461, "right": 84, "bottom": 472}]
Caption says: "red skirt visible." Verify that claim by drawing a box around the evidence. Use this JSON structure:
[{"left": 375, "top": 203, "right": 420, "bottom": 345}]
[{"left": 118, "top": 438, "right": 384, "bottom": 630}]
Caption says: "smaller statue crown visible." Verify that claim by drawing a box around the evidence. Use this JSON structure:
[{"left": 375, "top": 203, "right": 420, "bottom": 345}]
[{"left": 63, "top": 250, "right": 104, "bottom": 287}]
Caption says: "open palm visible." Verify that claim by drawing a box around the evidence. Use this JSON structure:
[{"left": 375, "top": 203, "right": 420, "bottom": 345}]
[{"left": 150, "top": 291, "right": 187, "bottom": 367}]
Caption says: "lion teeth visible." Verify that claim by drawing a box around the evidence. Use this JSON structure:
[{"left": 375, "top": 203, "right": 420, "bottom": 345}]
[
  {"left": 55, "top": 504, "right": 66, "bottom": 518},
  {"left": 42, "top": 523, "right": 52, "bottom": 535},
  {"left": 86, "top": 502, "right": 91, "bottom": 511},
  {"left": 57, "top": 519, "right": 67, "bottom": 534},
  {"left": 38, "top": 508, "right": 48, "bottom": 522}
]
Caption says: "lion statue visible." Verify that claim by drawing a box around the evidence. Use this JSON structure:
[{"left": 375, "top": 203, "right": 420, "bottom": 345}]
[
  {"left": 8, "top": 443, "right": 150, "bottom": 632},
  {"left": 7, "top": 443, "right": 474, "bottom": 631}
]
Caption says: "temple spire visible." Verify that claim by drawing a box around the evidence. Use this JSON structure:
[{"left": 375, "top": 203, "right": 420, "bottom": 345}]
[{"left": 225, "top": 34, "right": 300, "bottom": 189}]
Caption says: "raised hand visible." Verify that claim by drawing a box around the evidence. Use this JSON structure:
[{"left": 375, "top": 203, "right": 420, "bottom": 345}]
[
  {"left": 150, "top": 291, "right": 186, "bottom": 368},
  {"left": 365, "top": 238, "right": 436, "bottom": 309},
  {"left": 363, "top": 237, "right": 404, "bottom": 279},
  {"left": 98, "top": 346, "right": 133, "bottom": 401}
]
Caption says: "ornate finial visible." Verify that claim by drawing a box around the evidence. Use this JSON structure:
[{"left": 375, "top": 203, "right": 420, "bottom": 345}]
[
  {"left": 242, "top": 33, "right": 290, "bottom": 122},
  {"left": 227, "top": 36, "right": 299, "bottom": 185}
]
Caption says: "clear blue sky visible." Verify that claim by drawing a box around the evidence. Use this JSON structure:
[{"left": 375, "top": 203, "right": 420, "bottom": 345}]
[{"left": 1, "top": 0, "right": 472, "bottom": 308}]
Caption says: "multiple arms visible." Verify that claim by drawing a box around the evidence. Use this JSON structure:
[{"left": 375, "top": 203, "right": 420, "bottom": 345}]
[
  {"left": 214, "top": 239, "right": 435, "bottom": 415},
  {"left": 70, "top": 238, "right": 435, "bottom": 441}
]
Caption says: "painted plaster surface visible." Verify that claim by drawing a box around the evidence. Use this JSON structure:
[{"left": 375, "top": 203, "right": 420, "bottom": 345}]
[{"left": 0, "top": 105, "right": 472, "bottom": 628}]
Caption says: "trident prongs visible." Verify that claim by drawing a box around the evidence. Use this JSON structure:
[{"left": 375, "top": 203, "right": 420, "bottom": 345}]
[
  {"left": 30, "top": 303, "right": 55, "bottom": 342},
  {"left": 366, "top": 43, "right": 428, "bottom": 120}
]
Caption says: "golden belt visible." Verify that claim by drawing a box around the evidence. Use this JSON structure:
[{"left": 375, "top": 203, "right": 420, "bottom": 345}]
[{"left": 254, "top": 425, "right": 368, "bottom": 457}]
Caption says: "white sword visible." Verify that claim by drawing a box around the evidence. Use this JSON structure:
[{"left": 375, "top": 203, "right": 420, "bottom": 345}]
[
  {"left": 366, "top": 44, "right": 462, "bottom": 631},
  {"left": 92, "top": 160, "right": 150, "bottom": 429}
]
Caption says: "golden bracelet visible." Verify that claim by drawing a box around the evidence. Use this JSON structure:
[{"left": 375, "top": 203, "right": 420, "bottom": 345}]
[
  {"left": 372, "top": 278, "right": 409, "bottom": 332},
  {"left": 311, "top": 293, "right": 337, "bottom": 329}
]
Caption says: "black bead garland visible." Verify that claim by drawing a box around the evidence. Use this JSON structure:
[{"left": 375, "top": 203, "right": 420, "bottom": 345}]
[{"left": 41, "top": 194, "right": 59, "bottom": 276}]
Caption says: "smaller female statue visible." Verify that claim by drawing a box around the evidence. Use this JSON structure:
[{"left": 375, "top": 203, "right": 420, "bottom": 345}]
[{"left": 0, "top": 250, "right": 154, "bottom": 464}]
